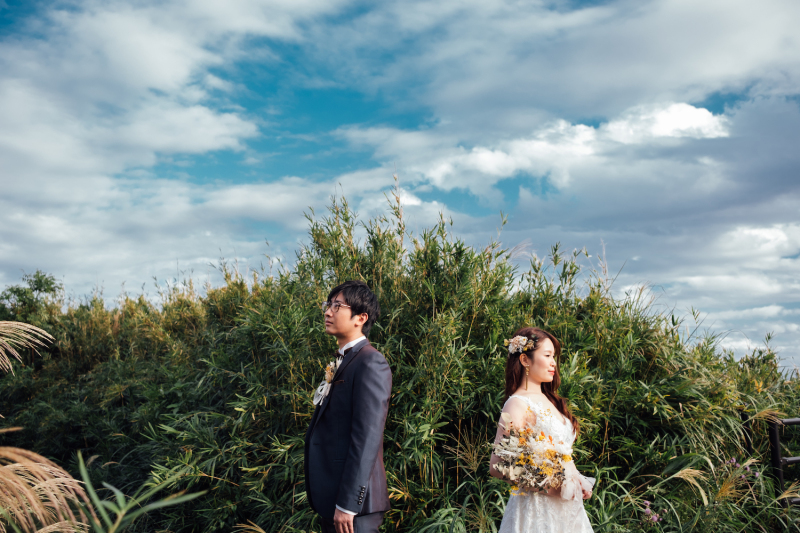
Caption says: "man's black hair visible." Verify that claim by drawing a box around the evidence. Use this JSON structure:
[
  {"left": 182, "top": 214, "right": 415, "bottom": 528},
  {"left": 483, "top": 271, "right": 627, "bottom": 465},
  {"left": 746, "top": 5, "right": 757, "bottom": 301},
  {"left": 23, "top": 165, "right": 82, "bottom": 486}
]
[{"left": 327, "top": 280, "right": 380, "bottom": 336}]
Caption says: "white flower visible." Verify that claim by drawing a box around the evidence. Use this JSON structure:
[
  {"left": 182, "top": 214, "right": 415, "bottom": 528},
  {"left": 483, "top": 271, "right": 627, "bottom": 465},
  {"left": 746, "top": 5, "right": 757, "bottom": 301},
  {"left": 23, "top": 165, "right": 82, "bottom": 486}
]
[
  {"left": 506, "top": 335, "right": 534, "bottom": 354},
  {"left": 313, "top": 360, "right": 339, "bottom": 406}
]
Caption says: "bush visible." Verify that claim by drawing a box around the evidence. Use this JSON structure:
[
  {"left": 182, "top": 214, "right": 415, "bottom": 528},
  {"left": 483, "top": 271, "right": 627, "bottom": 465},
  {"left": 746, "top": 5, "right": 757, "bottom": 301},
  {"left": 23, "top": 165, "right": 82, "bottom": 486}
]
[{"left": 1, "top": 195, "right": 799, "bottom": 532}]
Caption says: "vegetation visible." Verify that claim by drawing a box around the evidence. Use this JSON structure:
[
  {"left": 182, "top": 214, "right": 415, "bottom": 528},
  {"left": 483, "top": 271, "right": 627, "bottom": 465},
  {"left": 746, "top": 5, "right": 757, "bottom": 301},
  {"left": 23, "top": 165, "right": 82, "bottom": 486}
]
[
  {"left": 0, "top": 322, "right": 203, "bottom": 533},
  {"left": 1, "top": 194, "right": 799, "bottom": 532}
]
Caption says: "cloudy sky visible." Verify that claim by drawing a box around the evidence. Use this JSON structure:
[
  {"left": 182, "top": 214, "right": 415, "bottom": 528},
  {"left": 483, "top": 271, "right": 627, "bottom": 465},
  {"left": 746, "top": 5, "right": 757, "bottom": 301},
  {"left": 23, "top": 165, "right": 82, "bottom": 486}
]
[{"left": 1, "top": 0, "right": 798, "bottom": 367}]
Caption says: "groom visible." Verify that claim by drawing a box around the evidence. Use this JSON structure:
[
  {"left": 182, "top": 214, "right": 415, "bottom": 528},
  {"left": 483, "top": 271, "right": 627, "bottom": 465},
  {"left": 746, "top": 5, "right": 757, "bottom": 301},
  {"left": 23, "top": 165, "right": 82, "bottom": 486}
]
[{"left": 304, "top": 280, "right": 392, "bottom": 533}]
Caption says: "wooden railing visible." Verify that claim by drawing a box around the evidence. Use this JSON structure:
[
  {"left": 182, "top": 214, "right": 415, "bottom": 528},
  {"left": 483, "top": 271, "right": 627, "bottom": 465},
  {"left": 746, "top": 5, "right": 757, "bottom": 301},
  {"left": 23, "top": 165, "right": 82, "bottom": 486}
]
[{"left": 768, "top": 417, "right": 800, "bottom": 506}]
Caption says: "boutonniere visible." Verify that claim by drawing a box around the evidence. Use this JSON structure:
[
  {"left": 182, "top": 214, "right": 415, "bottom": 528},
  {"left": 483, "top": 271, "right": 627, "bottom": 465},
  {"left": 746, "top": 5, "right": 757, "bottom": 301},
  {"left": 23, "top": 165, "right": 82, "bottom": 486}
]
[{"left": 312, "top": 359, "right": 339, "bottom": 406}]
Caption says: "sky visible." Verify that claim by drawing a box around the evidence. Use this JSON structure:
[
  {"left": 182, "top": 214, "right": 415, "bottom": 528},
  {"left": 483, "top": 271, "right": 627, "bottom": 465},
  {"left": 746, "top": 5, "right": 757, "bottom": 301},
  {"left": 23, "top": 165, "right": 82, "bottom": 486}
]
[{"left": 1, "top": 0, "right": 799, "bottom": 368}]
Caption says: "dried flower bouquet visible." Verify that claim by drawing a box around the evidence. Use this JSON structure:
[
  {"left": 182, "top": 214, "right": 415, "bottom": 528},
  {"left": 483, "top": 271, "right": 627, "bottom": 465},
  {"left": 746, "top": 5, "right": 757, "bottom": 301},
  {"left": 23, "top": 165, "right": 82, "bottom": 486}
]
[{"left": 491, "top": 412, "right": 574, "bottom": 494}]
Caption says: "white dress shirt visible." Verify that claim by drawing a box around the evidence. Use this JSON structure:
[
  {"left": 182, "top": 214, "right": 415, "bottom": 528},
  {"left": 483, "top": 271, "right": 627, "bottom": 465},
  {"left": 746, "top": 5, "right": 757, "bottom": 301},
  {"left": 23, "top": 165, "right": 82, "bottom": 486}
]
[
  {"left": 335, "top": 335, "right": 366, "bottom": 516},
  {"left": 338, "top": 335, "right": 366, "bottom": 360}
]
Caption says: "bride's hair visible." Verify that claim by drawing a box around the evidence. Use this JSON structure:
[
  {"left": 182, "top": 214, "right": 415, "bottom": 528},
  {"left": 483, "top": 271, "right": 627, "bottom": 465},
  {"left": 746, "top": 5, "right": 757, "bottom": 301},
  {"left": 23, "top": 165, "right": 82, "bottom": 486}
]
[{"left": 504, "top": 326, "right": 580, "bottom": 435}]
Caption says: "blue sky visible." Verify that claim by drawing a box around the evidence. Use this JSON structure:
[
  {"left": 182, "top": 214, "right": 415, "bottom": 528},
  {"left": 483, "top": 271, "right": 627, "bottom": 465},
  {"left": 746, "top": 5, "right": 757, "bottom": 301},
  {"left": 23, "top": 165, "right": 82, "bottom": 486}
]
[{"left": 1, "top": 0, "right": 799, "bottom": 368}]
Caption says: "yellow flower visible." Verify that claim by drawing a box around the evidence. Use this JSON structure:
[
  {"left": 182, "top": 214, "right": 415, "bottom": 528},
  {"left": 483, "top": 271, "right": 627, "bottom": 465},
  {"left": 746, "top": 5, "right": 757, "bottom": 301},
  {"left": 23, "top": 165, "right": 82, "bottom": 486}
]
[{"left": 324, "top": 361, "right": 336, "bottom": 382}]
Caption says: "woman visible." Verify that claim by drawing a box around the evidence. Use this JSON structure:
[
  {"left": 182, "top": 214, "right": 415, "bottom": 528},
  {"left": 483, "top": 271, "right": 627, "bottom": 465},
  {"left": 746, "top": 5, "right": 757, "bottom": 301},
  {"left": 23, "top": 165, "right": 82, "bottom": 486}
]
[{"left": 490, "top": 327, "right": 595, "bottom": 533}]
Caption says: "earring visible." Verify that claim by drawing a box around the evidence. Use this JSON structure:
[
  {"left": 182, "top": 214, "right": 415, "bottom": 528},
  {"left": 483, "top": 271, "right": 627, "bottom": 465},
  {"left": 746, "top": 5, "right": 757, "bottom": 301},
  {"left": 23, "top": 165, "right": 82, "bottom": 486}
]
[{"left": 525, "top": 366, "right": 529, "bottom": 390}]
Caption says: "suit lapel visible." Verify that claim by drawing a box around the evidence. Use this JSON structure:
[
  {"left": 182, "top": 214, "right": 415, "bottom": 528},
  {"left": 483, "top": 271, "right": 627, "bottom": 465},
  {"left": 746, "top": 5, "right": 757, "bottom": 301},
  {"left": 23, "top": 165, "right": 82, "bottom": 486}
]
[
  {"left": 312, "top": 338, "right": 370, "bottom": 429},
  {"left": 332, "top": 338, "right": 369, "bottom": 382},
  {"left": 306, "top": 404, "right": 320, "bottom": 440}
]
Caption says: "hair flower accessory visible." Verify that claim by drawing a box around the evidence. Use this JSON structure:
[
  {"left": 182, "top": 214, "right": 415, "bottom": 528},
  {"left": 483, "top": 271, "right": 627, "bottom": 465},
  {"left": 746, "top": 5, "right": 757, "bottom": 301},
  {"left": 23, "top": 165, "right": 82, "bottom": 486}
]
[{"left": 504, "top": 335, "right": 536, "bottom": 354}]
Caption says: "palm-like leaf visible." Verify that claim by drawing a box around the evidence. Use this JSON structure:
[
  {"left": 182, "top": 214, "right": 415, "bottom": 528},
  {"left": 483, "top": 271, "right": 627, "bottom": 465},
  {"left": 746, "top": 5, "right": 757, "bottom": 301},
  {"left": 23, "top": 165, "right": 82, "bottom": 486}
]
[
  {"left": 0, "top": 447, "right": 93, "bottom": 533},
  {"left": 0, "top": 321, "right": 53, "bottom": 375}
]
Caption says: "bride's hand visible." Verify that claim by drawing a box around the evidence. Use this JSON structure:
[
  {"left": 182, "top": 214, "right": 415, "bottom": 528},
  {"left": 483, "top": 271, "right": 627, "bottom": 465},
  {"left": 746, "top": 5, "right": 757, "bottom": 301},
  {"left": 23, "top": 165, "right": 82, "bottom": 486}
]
[{"left": 582, "top": 488, "right": 592, "bottom": 499}]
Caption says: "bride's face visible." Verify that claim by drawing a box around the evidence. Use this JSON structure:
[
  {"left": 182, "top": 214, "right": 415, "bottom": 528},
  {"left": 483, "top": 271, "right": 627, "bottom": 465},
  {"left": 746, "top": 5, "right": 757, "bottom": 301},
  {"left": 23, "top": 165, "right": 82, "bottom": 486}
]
[{"left": 522, "top": 337, "right": 556, "bottom": 385}]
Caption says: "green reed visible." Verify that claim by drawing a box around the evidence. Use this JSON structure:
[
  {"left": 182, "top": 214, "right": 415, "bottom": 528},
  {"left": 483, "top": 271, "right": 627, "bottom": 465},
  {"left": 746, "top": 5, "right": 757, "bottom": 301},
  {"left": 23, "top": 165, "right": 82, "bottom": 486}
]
[{"left": 1, "top": 192, "right": 799, "bottom": 532}]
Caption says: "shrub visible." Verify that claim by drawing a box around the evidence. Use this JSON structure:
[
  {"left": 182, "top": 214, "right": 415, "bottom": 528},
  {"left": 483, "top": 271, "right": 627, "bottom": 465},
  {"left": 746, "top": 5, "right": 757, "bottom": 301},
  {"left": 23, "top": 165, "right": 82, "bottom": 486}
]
[{"left": 1, "top": 195, "right": 798, "bottom": 532}]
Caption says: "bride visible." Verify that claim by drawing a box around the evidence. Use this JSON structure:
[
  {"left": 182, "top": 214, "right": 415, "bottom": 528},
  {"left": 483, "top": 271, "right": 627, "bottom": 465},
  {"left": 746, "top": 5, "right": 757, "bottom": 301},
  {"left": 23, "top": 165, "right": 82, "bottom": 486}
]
[{"left": 490, "top": 327, "right": 595, "bottom": 533}]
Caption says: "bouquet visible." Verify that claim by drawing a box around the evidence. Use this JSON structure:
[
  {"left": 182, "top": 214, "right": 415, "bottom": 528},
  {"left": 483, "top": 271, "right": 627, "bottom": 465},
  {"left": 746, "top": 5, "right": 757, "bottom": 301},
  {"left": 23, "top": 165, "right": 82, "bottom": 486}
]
[{"left": 491, "top": 412, "right": 575, "bottom": 495}]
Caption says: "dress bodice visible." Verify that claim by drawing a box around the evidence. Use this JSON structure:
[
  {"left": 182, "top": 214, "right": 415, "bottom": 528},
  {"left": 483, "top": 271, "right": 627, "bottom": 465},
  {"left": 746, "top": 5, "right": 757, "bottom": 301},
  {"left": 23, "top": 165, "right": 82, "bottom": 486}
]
[
  {"left": 497, "top": 395, "right": 594, "bottom": 533},
  {"left": 505, "top": 394, "right": 575, "bottom": 449}
]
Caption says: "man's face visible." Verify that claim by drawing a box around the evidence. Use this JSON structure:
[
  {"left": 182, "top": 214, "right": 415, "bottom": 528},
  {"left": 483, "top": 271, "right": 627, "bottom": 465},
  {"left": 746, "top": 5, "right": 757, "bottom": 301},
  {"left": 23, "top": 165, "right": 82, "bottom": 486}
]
[{"left": 324, "top": 292, "right": 365, "bottom": 338}]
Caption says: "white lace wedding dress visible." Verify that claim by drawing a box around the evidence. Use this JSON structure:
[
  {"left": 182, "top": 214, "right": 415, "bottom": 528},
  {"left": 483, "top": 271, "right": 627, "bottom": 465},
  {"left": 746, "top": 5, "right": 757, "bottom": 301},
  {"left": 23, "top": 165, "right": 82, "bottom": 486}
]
[{"left": 497, "top": 395, "right": 595, "bottom": 533}]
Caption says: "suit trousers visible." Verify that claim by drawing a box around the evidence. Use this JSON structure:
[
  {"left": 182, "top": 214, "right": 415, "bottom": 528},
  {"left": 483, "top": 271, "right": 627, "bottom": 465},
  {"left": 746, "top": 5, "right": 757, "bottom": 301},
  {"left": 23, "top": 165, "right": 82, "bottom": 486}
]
[{"left": 320, "top": 512, "right": 384, "bottom": 533}]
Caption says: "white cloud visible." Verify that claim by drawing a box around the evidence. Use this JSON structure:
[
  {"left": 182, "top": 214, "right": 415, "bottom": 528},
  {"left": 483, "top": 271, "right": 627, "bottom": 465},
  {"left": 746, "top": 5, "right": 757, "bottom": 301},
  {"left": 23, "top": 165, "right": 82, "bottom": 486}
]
[
  {"left": 2, "top": 0, "right": 800, "bottom": 369},
  {"left": 0, "top": 0, "right": 356, "bottom": 187},
  {"left": 306, "top": 0, "right": 800, "bottom": 131},
  {"left": 340, "top": 102, "right": 728, "bottom": 192},
  {"left": 0, "top": 0, "right": 352, "bottom": 294},
  {"left": 675, "top": 274, "right": 785, "bottom": 296},
  {"left": 711, "top": 305, "right": 798, "bottom": 321},
  {"left": 716, "top": 225, "right": 800, "bottom": 263},
  {"left": 603, "top": 103, "right": 729, "bottom": 144},
  {"left": 337, "top": 96, "right": 800, "bottom": 366}
]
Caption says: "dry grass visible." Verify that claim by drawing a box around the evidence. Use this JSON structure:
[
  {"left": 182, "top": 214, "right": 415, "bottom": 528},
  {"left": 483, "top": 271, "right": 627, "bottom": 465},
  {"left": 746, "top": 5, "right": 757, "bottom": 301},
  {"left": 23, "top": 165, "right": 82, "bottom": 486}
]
[
  {"left": 671, "top": 468, "right": 709, "bottom": 506},
  {"left": 778, "top": 481, "right": 800, "bottom": 502},
  {"left": 750, "top": 409, "right": 785, "bottom": 425},
  {"left": 0, "top": 447, "right": 93, "bottom": 533},
  {"left": 0, "top": 322, "right": 53, "bottom": 375},
  {"left": 232, "top": 521, "right": 268, "bottom": 533},
  {"left": 1, "top": 322, "right": 93, "bottom": 532},
  {"left": 714, "top": 459, "right": 758, "bottom": 504},
  {"left": 443, "top": 429, "right": 489, "bottom": 477}
]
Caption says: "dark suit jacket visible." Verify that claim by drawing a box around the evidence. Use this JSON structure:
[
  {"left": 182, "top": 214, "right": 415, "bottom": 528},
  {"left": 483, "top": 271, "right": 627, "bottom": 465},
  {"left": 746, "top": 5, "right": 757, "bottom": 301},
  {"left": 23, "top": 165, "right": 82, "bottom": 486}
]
[{"left": 304, "top": 339, "right": 392, "bottom": 519}]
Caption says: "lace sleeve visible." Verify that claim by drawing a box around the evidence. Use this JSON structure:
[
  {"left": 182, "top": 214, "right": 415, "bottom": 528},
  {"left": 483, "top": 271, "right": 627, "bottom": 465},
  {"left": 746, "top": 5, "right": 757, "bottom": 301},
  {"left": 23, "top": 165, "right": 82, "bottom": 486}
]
[
  {"left": 501, "top": 396, "right": 537, "bottom": 432},
  {"left": 560, "top": 461, "right": 596, "bottom": 501}
]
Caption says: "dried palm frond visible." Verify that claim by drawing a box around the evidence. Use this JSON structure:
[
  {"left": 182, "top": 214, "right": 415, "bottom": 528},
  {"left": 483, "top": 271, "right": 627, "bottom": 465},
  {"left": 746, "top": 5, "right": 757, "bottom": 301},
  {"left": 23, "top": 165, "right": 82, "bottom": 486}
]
[
  {"left": 0, "top": 447, "right": 94, "bottom": 533},
  {"left": 671, "top": 468, "right": 709, "bottom": 506},
  {"left": 0, "top": 321, "right": 53, "bottom": 375}
]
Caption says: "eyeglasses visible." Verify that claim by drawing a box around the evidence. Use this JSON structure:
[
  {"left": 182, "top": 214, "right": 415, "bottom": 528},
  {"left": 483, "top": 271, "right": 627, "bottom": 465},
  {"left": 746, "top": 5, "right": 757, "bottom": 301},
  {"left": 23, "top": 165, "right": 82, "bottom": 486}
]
[{"left": 321, "top": 301, "right": 352, "bottom": 313}]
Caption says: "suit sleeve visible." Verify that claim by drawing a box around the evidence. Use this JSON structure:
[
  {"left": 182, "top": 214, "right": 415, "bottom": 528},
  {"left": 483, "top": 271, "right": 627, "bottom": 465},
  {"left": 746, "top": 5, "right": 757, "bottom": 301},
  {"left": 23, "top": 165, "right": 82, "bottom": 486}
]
[{"left": 336, "top": 352, "right": 392, "bottom": 514}]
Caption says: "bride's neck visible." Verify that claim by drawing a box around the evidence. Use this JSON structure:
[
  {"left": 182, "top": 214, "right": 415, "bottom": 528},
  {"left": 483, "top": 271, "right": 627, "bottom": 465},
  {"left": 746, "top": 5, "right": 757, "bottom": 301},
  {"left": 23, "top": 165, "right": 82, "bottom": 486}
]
[{"left": 520, "top": 380, "right": 544, "bottom": 394}]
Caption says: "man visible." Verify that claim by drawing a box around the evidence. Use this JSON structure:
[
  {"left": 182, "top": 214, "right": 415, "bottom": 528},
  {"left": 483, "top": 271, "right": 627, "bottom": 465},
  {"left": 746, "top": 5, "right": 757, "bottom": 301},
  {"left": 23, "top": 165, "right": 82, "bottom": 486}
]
[{"left": 304, "top": 280, "right": 392, "bottom": 533}]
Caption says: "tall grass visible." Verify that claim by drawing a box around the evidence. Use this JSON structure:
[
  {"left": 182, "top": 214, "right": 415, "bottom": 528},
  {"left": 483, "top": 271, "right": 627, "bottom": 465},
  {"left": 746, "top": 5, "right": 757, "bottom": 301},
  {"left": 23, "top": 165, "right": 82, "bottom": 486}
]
[
  {"left": 0, "top": 322, "right": 91, "bottom": 533},
  {"left": 0, "top": 322, "right": 53, "bottom": 374},
  {"left": 1, "top": 194, "right": 799, "bottom": 532}
]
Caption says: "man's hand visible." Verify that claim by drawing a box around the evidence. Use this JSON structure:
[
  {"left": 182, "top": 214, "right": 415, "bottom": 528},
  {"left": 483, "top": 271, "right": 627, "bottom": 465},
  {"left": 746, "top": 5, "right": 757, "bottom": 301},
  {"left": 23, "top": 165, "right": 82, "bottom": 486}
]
[{"left": 333, "top": 508, "right": 355, "bottom": 533}]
